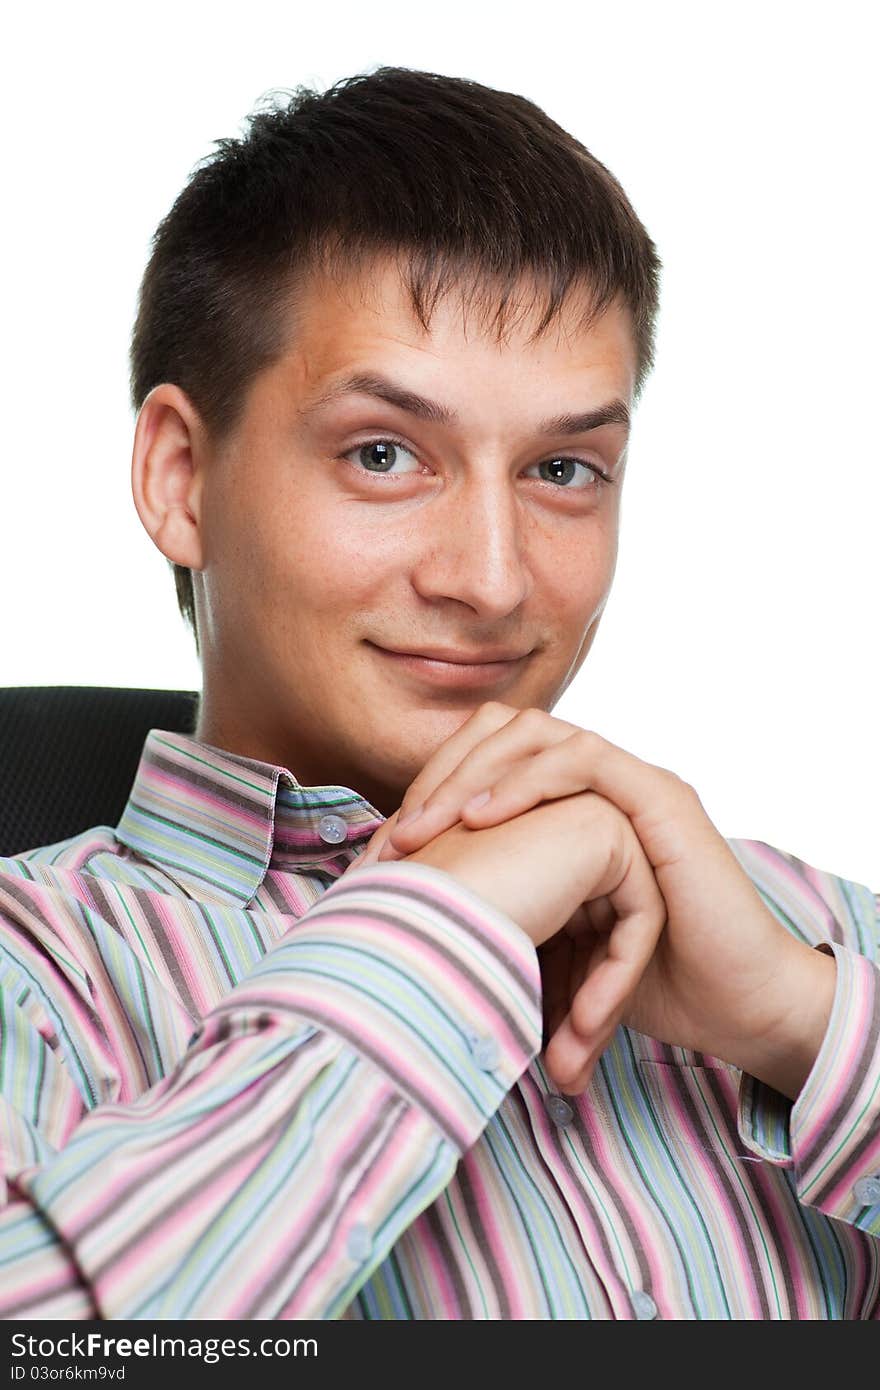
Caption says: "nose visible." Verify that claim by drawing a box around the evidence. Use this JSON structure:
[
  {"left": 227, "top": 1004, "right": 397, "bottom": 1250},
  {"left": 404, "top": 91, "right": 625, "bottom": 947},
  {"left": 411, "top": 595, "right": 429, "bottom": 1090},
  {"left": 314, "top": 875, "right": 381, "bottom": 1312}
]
[{"left": 409, "top": 479, "right": 534, "bottom": 619}]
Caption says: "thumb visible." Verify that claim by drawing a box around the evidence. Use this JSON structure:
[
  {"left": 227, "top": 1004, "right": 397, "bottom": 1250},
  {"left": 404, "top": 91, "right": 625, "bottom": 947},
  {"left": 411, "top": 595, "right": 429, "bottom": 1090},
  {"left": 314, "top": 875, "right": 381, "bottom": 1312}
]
[{"left": 353, "top": 809, "right": 401, "bottom": 868}]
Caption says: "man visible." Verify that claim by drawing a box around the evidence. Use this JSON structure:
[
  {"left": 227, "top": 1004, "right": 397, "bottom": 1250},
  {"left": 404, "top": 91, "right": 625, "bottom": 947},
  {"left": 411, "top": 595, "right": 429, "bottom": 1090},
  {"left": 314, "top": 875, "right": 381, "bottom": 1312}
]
[{"left": 0, "top": 67, "right": 877, "bottom": 1320}]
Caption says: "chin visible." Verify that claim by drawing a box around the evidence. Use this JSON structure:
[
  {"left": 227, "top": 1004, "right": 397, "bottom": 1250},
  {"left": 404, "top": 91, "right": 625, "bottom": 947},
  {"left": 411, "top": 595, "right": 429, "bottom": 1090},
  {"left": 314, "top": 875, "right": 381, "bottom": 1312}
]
[{"left": 353, "top": 710, "right": 468, "bottom": 789}]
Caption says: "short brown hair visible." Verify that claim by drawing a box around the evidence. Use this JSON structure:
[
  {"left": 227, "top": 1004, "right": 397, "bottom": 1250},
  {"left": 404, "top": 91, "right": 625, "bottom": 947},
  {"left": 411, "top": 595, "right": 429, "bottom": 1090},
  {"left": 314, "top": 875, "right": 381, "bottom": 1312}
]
[{"left": 129, "top": 67, "right": 662, "bottom": 655}]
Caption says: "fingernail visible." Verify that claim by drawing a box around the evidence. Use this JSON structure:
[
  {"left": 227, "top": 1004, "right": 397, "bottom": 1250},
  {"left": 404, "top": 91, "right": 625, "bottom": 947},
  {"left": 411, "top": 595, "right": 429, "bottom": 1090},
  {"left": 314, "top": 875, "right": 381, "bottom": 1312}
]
[
  {"left": 396, "top": 805, "right": 424, "bottom": 829},
  {"left": 463, "top": 790, "right": 491, "bottom": 814}
]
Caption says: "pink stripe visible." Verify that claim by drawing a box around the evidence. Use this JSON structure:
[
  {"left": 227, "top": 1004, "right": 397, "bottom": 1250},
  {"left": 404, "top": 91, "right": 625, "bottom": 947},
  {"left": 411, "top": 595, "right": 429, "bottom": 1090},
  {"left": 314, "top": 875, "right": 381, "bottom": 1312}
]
[
  {"left": 231, "top": 982, "right": 491, "bottom": 1149},
  {"left": 736, "top": 1117, "right": 819, "bottom": 1318},
  {"left": 287, "top": 1107, "right": 438, "bottom": 1315},
  {"left": 323, "top": 868, "right": 540, "bottom": 984},
  {"left": 99, "top": 1126, "right": 277, "bottom": 1303},
  {"left": 142, "top": 765, "right": 269, "bottom": 836},
  {"left": 798, "top": 960, "right": 873, "bottom": 1155},
  {"left": 383, "top": 1200, "right": 463, "bottom": 1317},
  {"left": 2, "top": 1231, "right": 96, "bottom": 1315},
  {"left": 151, "top": 896, "right": 222, "bottom": 1015},
  {"left": 522, "top": 1081, "right": 625, "bottom": 1313},
  {"left": 815, "top": 1129, "right": 880, "bottom": 1213},
  {"left": 638, "top": 1068, "right": 767, "bottom": 1318},
  {"left": 744, "top": 841, "right": 838, "bottom": 940},
  {"left": 228, "top": 1085, "right": 410, "bottom": 1315},
  {"left": 55, "top": 1035, "right": 298, "bottom": 1233},
  {"left": 263, "top": 867, "right": 314, "bottom": 916},
  {"left": 456, "top": 1146, "right": 534, "bottom": 1317},
  {"left": 290, "top": 908, "right": 536, "bottom": 1053}
]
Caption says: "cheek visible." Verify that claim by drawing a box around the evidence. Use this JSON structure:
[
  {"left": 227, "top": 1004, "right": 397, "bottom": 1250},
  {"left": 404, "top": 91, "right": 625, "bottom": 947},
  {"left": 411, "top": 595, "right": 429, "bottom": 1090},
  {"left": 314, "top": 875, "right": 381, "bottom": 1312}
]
[
  {"left": 288, "top": 501, "right": 418, "bottom": 597},
  {"left": 534, "top": 522, "right": 618, "bottom": 627},
  {"left": 246, "top": 498, "right": 398, "bottom": 636}
]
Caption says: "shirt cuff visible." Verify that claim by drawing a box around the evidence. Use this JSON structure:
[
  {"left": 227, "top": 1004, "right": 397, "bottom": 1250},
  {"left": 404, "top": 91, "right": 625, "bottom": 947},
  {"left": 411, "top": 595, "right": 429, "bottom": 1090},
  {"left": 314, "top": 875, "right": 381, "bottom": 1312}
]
[
  {"left": 207, "top": 860, "right": 543, "bottom": 1153},
  {"left": 737, "top": 941, "right": 880, "bottom": 1228}
]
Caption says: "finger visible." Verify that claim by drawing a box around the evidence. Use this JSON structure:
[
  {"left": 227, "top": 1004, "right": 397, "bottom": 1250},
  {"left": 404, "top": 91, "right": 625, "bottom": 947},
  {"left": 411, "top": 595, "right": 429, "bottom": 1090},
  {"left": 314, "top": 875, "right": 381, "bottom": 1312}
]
[
  {"left": 459, "top": 726, "right": 695, "bottom": 876},
  {"left": 382, "top": 707, "right": 579, "bottom": 859},
  {"left": 548, "top": 908, "right": 665, "bottom": 1090},
  {"left": 544, "top": 1005, "right": 607, "bottom": 1093},
  {"left": 546, "top": 976, "right": 623, "bottom": 1094},
  {"left": 547, "top": 933, "right": 608, "bottom": 1075},
  {"left": 353, "top": 809, "right": 401, "bottom": 867},
  {"left": 542, "top": 934, "right": 598, "bottom": 1056},
  {"left": 573, "top": 884, "right": 666, "bottom": 1037},
  {"left": 539, "top": 934, "right": 574, "bottom": 1047},
  {"left": 455, "top": 734, "right": 603, "bottom": 836},
  {"left": 375, "top": 702, "right": 521, "bottom": 861},
  {"left": 546, "top": 833, "right": 667, "bottom": 1088},
  {"left": 570, "top": 951, "right": 647, "bottom": 1036},
  {"left": 544, "top": 1028, "right": 598, "bottom": 1094},
  {"left": 574, "top": 895, "right": 616, "bottom": 941},
  {"left": 540, "top": 905, "right": 611, "bottom": 1070}
]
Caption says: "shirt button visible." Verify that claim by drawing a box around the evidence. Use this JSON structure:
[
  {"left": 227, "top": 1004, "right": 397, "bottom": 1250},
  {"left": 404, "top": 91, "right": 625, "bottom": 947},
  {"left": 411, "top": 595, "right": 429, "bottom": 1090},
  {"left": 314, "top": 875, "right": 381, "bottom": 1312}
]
[
  {"left": 317, "top": 814, "right": 348, "bottom": 845},
  {"left": 346, "top": 1223, "right": 373, "bottom": 1262},
  {"left": 545, "top": 1095, "right": 574, "bottom": 1127},
  {"left": 470, "top": 1036, "right": 500, "bottom": 1071},
  {"left": 630, "top": 1290, "right": 658, "bottom": 1320},
  {"left": 853, "top": 1176, "right": 880, "bottom": 1205}
]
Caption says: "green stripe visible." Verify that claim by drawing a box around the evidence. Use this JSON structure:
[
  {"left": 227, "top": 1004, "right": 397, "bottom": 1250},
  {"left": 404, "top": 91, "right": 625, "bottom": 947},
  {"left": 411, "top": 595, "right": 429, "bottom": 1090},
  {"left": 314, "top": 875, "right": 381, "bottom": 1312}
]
[
  {"left": 257, "top": 959, "right": 490, "bottom": 1117},
  {"left": 131, "top": 954, "right": 164, "bottom": 1079},
  {"left": 153, "top": 736, "right": 271, "bottom": 797},
  {"left": 443, "top": 1186, "right": 490, "bottom": 1317},
  {"left": 801, "top": 1065, "right": 880, "bottom": 1197},
  {"left": 692, "top": 1070, "right": 784, "bottom": 1317},
  {"left": 202, "top": 906, "right": 238, "bottom": 986},
  {"left": 329, "top": 1139, "right": 456, "bottom": 1321},
  {"left": 109, "top": 883, "right": 156, "bottom": 971},
  {"left": 155, "top": 1051, "right": 360, "bottom": 1316},
  {"left": 121, "top": 803, "right": 264, "bottom": 871},
  {"left": 611, "top": 1035, "right": 729, "bottom": 1317},
  {"left": 486, "top": 1109, "right": 585, "bottom": 1316},
  {"left": 0, "top": 955, "right": 96, "bottom": 1107},
  {"left": 306, "top": 890, "right": 537, "bottom": 1032},
  {"left": 32, "top": 1039, "right": 46, "bottom": 1129}
]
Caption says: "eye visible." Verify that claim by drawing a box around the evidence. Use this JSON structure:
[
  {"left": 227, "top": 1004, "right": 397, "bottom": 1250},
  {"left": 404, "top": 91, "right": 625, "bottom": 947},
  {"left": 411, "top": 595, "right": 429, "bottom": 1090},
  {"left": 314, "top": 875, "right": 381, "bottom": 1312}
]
[
  {"left": 524, "top": 457, "right": 609, "bottom": 490},
  {"left": 343, "top": 437, "right": 422, "bottom": 475}
]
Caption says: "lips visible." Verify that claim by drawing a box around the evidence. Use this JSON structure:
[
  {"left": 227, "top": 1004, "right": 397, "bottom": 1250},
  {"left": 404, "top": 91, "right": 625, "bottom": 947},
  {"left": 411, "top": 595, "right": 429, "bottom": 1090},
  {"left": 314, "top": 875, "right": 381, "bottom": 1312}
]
[
  {"left": 376, "top": 645, "right": 531, "bottom": 664},
  {"left": 367, "top": 641, "right": 531, "bottom": 691}
]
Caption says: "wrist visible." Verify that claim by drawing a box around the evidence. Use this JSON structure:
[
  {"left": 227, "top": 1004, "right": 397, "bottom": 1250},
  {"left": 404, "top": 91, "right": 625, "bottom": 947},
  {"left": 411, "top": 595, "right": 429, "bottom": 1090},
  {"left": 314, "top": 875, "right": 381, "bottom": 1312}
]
[{"left": 724, "top": 940, "right": 837, "bottom": 1101}]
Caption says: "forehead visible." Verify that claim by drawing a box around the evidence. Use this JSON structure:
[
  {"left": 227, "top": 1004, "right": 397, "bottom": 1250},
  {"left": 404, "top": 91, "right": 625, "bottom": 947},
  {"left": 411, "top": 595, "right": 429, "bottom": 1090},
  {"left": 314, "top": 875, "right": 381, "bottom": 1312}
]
[{"left": 279, "top": 255, "right": 638, "bottom": 404}]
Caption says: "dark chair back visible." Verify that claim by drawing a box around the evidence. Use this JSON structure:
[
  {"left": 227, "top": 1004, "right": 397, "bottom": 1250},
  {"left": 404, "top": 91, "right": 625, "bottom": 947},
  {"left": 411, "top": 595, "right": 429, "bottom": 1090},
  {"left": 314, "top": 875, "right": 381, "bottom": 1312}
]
[{"left": 0, "top": 686, "right": 199, "bottom": 858}]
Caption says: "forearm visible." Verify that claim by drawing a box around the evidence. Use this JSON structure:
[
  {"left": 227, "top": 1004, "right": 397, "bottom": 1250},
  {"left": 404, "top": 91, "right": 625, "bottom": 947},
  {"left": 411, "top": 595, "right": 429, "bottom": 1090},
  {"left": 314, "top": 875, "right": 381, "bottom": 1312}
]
[
  {"left": 709, "top": 940, "right": 838, "bottom": 1101},
  {"left": 1, "top": 862, "right": 540, "bottom": 1319},
  {"left": 734, "top": 941, "right": 880, "bottom": 1234},
  {"left": 5, "top": 1026, "right": 455, "bottom": 1319}
]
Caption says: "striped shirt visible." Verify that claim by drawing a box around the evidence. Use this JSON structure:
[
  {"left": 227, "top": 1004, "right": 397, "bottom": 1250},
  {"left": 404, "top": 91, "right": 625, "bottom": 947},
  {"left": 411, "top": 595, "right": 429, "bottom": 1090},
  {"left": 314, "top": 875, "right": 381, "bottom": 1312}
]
[{"left": 0, "top": 727, "right": 878, "bottom": 1320}]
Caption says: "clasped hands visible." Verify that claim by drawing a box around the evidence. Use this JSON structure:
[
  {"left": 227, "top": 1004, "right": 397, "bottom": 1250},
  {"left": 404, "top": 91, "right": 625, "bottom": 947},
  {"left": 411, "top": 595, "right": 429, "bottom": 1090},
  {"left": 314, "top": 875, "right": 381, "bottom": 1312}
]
[{"left": 349, "top": 704, "right": 836, "bottom": 1099}]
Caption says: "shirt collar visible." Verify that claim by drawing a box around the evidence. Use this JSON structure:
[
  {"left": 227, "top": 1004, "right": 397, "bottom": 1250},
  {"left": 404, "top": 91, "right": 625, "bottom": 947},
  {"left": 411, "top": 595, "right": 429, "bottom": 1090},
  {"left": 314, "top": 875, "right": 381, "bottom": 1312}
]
[{"left": 115, "top": 728, "right": 386, "bottom": 907}]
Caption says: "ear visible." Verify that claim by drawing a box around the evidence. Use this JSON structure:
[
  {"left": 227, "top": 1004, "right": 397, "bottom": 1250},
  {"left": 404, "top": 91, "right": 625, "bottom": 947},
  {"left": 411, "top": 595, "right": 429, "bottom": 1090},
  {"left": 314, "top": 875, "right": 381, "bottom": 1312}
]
[{"left": 130, "top": 384, "right": 207, "bottom": 571}]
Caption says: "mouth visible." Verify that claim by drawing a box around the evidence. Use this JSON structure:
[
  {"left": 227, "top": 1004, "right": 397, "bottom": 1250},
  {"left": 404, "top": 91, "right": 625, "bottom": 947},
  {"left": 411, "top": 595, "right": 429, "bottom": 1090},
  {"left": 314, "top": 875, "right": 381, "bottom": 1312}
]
[{"left": 366, "top": 642, "right": 532, "bottom": 690}]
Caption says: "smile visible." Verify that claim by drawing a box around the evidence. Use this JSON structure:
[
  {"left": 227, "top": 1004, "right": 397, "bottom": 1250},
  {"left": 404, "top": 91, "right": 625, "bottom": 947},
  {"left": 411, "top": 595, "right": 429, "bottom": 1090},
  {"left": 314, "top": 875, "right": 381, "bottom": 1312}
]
[{"left": 367, "top": 643, "right": 531, "bottom": 690}]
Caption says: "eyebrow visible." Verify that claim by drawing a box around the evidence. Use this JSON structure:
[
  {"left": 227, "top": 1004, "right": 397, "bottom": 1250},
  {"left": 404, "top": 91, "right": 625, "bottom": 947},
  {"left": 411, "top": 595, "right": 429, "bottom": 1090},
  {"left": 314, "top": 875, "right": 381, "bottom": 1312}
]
[{"left": 301, "top": 371, "right": 631, "bottom": 437}]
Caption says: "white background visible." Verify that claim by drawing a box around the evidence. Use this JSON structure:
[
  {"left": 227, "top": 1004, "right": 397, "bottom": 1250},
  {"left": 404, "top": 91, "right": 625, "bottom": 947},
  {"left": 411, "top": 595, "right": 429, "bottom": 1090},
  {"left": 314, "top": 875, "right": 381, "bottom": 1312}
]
[{"left": 3, "top": 1, "right": 877, "bottom": 888}]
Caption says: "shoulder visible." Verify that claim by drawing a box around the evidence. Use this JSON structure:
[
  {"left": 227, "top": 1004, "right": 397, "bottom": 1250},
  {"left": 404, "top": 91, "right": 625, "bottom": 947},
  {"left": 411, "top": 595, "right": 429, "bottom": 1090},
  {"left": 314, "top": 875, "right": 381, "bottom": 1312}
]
[
  {"left": 0, "top": 825, "right": 138, "bottom": 983},
  {"left": 4, "top": 822, "right": 119, "bottom": 872},
  {"left": 726, "top": 836, "right": 878, "bottom": 958}
]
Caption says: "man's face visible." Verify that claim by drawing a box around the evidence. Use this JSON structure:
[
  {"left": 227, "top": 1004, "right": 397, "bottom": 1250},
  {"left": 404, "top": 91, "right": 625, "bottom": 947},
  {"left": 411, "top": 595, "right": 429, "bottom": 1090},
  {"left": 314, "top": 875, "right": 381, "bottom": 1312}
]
[{"left": 193, "top": 257, "right": 636, "bottom": 813}]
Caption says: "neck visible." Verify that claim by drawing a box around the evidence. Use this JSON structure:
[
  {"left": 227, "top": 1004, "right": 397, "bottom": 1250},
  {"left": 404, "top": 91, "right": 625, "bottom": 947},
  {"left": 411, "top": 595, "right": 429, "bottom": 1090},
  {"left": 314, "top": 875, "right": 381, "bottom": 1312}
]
[{"left": 195, "top": 703, "right": 402, "bottom": 820}]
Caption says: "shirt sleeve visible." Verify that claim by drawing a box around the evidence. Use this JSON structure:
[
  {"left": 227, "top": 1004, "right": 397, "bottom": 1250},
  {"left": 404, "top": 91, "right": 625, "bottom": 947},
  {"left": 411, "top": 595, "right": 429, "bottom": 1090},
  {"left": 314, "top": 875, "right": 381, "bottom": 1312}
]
[
  {"left": 733, "top": 851, "right": 880, "bottom": 1237},
  {"left": 0, "top": 861, "right": 541, "bottom": 1319}
]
